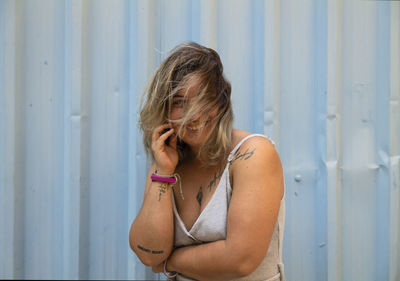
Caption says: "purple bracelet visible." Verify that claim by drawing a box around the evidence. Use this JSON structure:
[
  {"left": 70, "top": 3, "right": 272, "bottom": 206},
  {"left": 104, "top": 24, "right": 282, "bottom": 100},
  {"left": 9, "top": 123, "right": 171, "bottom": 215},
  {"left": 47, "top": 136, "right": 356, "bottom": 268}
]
[{"left": 151, "top": 174, "right": 177, "bottom": 184}]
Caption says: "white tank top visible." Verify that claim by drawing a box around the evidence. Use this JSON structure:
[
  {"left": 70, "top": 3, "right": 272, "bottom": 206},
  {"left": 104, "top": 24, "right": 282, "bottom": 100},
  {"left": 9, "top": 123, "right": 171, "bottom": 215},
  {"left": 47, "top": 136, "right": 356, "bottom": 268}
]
[{"left": 171, "top": 134, "right": 286, "bottom": 281}]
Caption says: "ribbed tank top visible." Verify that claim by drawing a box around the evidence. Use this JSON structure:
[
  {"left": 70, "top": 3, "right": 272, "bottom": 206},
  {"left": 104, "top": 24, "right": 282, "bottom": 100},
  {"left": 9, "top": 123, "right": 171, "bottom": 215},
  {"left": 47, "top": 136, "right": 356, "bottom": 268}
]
[{"left": 171, "top": 134, "right": 285, "bottom": 281}]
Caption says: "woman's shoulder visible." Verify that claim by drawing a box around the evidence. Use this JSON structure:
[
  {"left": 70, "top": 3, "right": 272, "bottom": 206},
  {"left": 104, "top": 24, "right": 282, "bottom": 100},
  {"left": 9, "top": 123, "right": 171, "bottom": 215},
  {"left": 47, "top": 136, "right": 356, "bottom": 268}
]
[
  {"left": 230, "top": 129, "right": 280, "bottom": 170},
  {"left": 229, "top": 129, "right": 284, "bottom": 197},
  {"left": 231, "top": 129, "right": 276, "bottom": 153}
]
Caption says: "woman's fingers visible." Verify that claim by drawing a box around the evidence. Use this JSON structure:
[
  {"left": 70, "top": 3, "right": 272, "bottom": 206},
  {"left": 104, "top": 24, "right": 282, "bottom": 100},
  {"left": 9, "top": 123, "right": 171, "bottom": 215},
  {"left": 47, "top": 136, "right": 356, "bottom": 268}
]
[
  {"left": 169, "top": 134, "right": 178, "bottom": 150},
  {"left": 152, "top": 123, "right": 171, "bottom": 143},
  {"left": 158, "top": 128, "right": 175, "bottom": 144},
  {"left": 151, "top": 124, "right": 179, "bottom": 152},
  {"left": 150, "top": 124, "right": 179, "bottom": 173}
]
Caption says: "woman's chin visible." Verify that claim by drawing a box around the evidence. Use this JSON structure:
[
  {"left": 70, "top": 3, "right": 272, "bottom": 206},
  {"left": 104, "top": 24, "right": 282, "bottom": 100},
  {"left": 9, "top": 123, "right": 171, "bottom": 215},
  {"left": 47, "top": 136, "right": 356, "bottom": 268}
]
[{"left": 180, "top": 130, "right": 206, "bottom": 146}]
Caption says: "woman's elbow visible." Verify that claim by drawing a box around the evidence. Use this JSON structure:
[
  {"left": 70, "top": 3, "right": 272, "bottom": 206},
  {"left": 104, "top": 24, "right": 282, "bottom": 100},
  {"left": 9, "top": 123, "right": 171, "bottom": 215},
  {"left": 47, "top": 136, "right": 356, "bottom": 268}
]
[
  {"left": 137, "top": 254, "right": 164, "bottom": 267},
  {"left": 234, "top": 260, "right": 259, "bottom": 277},
  {"left": 129, "top": 222, "right": 173, "bottom": 266},
  {"left": 129, "top": 234, "right": 170, "bottom": 266},
  {"left": 231, "top": 250, "right": 263, "bottom": 277},
  {"left": 131, "top": 243, "right": 168, "bottom": 266},
  {"left": 129, "top": 226, "right": 136, "bottom": 252}
]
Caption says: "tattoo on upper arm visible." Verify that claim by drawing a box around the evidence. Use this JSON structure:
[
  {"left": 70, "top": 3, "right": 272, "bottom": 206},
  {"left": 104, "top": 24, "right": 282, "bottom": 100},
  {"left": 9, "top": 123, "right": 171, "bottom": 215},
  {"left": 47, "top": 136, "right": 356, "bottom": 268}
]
[
  {"left": 196, "top": 186, "right": 203, "bottom": 206},
  {"left": 230, "top": 147, "right": 256, "bottom": 164},
  {"left": 137, "top": 245, "right": 164, "bottom": 255}
]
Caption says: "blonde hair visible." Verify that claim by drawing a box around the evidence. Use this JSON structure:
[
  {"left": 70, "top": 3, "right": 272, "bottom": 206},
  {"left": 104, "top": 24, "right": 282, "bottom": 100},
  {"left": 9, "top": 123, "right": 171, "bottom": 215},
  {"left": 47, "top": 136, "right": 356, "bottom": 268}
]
[{"left": 139, "top": 42, "right": 233, "bottom": 167}]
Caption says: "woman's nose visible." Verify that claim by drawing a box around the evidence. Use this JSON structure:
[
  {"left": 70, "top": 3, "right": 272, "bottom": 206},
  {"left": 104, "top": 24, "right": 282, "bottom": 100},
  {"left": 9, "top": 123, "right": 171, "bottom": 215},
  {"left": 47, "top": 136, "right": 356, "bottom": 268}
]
[{"left": 189, "top": 111, "right": 203, "bottom": 124}]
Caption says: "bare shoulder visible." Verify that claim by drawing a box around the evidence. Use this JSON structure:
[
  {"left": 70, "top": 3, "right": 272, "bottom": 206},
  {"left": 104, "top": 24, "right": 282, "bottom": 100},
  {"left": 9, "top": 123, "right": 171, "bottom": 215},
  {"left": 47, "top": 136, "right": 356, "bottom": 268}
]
[
  {"left": 230, "top": 130, "right": 284, "bottom": 198},
  {"left": 230, "top": 130, "right": 280, "bottom": 168}
]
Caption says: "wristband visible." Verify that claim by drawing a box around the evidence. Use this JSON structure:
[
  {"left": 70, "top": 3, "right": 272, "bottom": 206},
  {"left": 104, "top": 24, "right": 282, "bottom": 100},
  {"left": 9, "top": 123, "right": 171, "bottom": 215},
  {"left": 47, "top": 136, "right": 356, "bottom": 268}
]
[{"left": 151, "top": 173, "right": 177, "bottom": 184}]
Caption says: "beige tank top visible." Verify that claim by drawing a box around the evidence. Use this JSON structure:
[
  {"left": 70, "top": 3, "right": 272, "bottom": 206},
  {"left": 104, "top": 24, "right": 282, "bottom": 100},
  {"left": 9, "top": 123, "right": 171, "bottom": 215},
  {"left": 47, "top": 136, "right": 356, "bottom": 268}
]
[{"left": 171, "top": 134, "right": 285, "bottom": 281}]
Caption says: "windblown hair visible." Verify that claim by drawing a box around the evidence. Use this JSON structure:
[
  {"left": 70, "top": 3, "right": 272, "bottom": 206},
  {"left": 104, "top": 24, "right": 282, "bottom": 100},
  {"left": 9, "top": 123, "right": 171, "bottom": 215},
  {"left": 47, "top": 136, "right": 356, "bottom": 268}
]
[{"left": 139, "top": 42, "right": 233, "bottom": 167}]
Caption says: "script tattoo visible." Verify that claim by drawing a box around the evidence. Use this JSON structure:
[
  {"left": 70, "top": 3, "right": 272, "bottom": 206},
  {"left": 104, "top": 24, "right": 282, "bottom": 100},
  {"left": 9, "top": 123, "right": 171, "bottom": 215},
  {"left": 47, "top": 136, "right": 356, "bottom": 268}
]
[
  {"left": 196, "top": 186, "right": 203, "bottom": 206},
  {"left": 230, "top": 147, "right": 256, "bottom": 164},
  {"left": 137, "top": 245, "right": 164, "bottom": 255},
  {"left": 151, "top": 250, "right": 164, "bottom": 254},
  {"left": 137, "top": 245, "right": 150, "bottom": 253}
]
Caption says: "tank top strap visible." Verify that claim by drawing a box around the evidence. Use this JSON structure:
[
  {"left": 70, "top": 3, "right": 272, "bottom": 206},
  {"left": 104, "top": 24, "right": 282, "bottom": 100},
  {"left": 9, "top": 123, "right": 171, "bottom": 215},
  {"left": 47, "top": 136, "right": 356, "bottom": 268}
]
[{"left": 228, "top": 134, "right": 276, "bottom": 162}]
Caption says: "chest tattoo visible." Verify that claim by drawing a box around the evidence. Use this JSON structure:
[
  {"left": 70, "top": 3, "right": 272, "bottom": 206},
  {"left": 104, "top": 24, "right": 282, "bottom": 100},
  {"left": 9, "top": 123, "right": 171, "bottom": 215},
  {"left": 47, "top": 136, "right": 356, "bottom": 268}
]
[
  {"left": 194, "top": 170, "right": 224, "bottom": 205},
  {"left": 196, "top": 185, "right": 203, "bottom": 206},
  {"left": 207, "top": 170, "right": 223, "bottom": 191}
]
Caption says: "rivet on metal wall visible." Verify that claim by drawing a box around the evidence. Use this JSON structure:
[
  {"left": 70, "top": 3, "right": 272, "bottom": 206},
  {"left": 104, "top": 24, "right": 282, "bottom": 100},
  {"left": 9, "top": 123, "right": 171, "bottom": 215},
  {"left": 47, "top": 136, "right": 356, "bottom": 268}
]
[{"left": 294, "top": 174, "right": 302, "bottom": 182}]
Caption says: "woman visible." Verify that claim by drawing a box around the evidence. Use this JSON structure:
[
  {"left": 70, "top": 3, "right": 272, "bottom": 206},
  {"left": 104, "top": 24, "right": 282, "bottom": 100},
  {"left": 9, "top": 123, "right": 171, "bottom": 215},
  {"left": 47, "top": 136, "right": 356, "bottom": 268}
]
[{"left": 129, "top": 42, "right": 285, "bottom": 281}]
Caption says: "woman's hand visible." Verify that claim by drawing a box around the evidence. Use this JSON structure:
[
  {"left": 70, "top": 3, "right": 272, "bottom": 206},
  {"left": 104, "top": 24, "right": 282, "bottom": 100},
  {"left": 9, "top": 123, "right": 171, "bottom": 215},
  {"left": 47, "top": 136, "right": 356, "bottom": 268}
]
[{"left": 151, "top": 124, "right": 179, "bottom": 174}]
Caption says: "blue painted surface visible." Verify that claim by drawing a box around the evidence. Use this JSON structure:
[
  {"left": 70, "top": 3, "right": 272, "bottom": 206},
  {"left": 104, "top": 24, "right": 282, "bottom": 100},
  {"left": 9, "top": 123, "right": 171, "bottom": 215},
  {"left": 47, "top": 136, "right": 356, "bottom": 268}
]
[{"left": 0, "top": 0, "right": 399, "bottom": 280}]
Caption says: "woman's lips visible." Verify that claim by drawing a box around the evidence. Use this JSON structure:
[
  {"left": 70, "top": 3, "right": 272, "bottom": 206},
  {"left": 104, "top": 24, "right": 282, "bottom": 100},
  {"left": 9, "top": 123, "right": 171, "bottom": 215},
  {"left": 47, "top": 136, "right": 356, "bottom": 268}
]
[
  {"left": 186, "top": 120, "right": 209, "bottom": 131},
  {"left": 187, "top": 124, "right": 204, "bottom": 131}
]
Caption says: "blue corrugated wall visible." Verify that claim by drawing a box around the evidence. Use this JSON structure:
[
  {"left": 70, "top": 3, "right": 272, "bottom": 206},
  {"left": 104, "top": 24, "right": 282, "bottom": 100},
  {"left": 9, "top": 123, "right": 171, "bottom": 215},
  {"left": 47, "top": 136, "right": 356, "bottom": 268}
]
[{"left": 0, "top": 0, "right": 399, "bottom": 280}]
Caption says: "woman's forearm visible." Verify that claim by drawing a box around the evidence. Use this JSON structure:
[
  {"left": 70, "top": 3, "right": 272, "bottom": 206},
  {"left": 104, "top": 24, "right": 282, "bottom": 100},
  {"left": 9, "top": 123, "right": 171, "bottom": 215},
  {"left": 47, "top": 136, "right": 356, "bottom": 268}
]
[
  {"left": 167, "top": 240, "right": 253, "bottom": 281},
  {"left": 129, "top": 180, "right": 175, "bottom": 266}
]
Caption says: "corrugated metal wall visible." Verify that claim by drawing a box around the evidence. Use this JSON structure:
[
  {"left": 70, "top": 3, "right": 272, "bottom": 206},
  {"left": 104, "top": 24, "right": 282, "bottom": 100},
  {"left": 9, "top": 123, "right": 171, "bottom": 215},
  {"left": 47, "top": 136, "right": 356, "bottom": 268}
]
[{"left": 0, "top": 0, "right": 399, "bottom": 280}]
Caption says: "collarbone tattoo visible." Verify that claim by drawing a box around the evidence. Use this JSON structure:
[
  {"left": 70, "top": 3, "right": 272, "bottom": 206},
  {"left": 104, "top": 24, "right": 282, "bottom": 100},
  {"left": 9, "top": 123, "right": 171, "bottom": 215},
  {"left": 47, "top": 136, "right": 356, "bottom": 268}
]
[
  {"left": 195, "top": 170, "right": 224, "bottom": 204},
  {"left": 207, "top": 170, "right": 223, "bottom": 191}
]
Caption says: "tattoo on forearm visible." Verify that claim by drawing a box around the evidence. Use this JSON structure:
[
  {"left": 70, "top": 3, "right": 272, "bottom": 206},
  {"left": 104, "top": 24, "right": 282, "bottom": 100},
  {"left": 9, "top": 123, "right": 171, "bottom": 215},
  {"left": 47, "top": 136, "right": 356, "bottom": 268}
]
[
  {"left": 137, "top": 245, "right": 164, "bottom": 255},
  {"left": 230, "top": 147, "right": 256, "bottom": 164},
  {"left": 196, "top": 186, "right": 203, "bottom": 206},
  {"left": 137, "top": 245, "right": 150, "bottom": 253},
  {"left": 158, "top": 183, "right": 168, "bottom": 201},
  {"left": 151, "top": 250, "right": 164, "bottom": 254}
]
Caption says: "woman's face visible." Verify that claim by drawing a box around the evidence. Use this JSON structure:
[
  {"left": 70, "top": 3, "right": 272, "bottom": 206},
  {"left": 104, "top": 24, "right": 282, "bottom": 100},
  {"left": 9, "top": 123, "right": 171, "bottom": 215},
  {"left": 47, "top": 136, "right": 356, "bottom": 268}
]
[{"left": 168, "top": 83, "right": 217, "bottom": 148}]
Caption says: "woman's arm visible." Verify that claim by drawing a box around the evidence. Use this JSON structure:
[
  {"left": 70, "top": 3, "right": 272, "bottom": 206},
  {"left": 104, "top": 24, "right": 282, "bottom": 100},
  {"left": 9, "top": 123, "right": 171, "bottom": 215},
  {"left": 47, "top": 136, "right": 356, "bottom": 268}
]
[
  {"left": 166, "top": 137, "right": 284, "bottom": 280},
  {"left": 129, "top": 166, "right": 175, "bottom": 266},
  {"left": 129, "top": 125, "right": 179, "bottom": 266}
]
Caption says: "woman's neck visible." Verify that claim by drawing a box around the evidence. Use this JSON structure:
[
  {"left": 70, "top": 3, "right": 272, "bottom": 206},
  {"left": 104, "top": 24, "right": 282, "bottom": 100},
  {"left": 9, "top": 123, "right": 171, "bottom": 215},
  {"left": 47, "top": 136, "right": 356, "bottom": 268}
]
[{"left": 184, "top": 148, "right": 202, "bottom": 166}]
